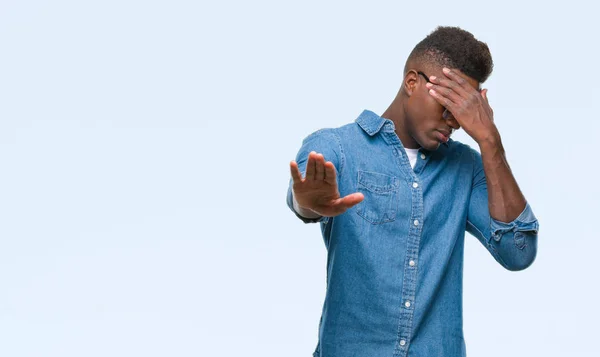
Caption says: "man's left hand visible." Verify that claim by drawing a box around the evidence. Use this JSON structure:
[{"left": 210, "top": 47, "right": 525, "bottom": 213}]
[{"left": 426, "top": 67, "right": 499, "bottom": 145}]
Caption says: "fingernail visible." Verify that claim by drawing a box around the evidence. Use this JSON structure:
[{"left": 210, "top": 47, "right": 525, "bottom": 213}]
[
  {"left": 430, "top": 76, "right": 436, "bottom": 81},
  {"left": 443, "top": 68, "right": 450, "bottom": 74},
  {"left": 426, "top": 83, "right": 433, "bottom": 88}
]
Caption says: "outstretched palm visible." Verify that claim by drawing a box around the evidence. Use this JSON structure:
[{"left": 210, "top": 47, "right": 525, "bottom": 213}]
[{"left": 290, "top": 151, "right": 364, "bottom": 217}]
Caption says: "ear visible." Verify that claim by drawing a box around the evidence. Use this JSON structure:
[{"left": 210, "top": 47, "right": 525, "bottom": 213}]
[{"left": 403, "top": 70, "right": 419, "bottom": 97}]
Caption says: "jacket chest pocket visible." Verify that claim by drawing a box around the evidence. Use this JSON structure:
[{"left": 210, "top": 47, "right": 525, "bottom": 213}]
[{"left": 356, "top": 170, "right": 400, "bottom": 224}]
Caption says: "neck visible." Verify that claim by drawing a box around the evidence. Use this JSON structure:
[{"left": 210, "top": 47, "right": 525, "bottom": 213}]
[{"left": 381, "top": 98, "right": 420, "bottom": 149}]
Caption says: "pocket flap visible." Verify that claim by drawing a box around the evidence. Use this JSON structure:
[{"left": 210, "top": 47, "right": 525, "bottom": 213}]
[{"left": 357, "top": 170, "right": 400, "bottom": 193}]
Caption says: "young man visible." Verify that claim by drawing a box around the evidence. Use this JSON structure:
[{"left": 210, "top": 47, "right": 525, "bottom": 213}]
[{"left": 286, "top": 27, "right": 539, "bottom": 357}]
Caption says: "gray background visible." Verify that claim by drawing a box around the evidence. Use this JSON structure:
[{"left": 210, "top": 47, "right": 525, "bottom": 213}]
[{"left": 1, "top": 0, "right": 597, "bottom": 356}]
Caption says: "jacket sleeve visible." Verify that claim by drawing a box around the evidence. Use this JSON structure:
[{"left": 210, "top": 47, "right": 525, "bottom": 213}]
[
  {"left": 286, "top": 128, "right": 344, "bottom": 224},
  {"left": 465, "top": 146, "right": 539, "bottom": 271}
]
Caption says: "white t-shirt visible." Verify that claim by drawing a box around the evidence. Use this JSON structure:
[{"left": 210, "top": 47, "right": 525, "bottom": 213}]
[{"left": 404, "top": 147, "right": 419, "bottom": 168}]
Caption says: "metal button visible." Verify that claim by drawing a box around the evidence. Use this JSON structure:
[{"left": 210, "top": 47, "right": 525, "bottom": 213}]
[
  {"left": 412, "top": 182, "right": 419, "bottom": 188},
  {"left": 420, "top": 153, "right": 426, "bottom": 159},
  {"left": 400, "top": 340, "right": 406, "bottom": 346},
  {"left": 409, "top": 260, "right": 415, "bottom": 267},
  {"left": 405, "top": 301, "right": 411, "bottom": 308},
  {"left": 413, "top": 220, "right": 419, "bottom": 226}
]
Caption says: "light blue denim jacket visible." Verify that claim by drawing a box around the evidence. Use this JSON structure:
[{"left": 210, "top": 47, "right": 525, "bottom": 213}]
[{"left": 286, "top": 110, "right": 539, "bottom": 357}]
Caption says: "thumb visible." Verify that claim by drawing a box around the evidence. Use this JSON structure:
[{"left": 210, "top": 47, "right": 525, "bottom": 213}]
[
  {"left": 336, "top": 192, "right": 364, "bottom": 209},
  {"left": 481, "top": 88, "right": 489, "bottom": 102}
]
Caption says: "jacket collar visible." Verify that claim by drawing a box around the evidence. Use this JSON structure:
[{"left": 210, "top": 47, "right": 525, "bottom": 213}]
[
  {"left": 355, "top": 109, "right": 449, "bottom": 147},
  {"left": 355, "top": 109, "right": 391, "bottom": 136}
]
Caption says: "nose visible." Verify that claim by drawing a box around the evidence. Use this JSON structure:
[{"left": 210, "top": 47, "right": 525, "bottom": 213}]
[{"left": 443, "top": 109, "right": 461, "bottom": 130}]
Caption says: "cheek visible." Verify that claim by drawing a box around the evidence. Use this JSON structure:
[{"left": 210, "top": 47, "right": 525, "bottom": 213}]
[
  {"left": 421, "top": 102, "right": 444, "bottom": 125},
  {"left": 425, "top": 94, "right": 444, "bottom": 113},
  {"left": 426, "top": 103, "right": 446, "bottom": 123},
  {"left": 409, "top": 94, "right": 443, "bottom": 127}
]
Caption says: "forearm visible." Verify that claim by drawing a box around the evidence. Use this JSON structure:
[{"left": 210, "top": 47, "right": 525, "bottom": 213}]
[{"left": 478, "top": 135, "right": 527, "bottom": 223}]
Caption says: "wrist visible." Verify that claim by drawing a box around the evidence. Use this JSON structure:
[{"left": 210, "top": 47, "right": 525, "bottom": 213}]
[
  {"left": 292, "top": 192, "right": 321, "bottom": 219},
  {"left": 476, "top": 130, "right": 502, "bottom": 149}
]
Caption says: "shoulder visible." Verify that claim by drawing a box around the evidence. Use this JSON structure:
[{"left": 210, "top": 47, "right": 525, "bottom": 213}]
[
  {"left": 301, "top": 120, "right": 365, "bottom": 149},
  {"left": 447, "top": 138, "right": 481, "bottom": 161},
  {"left": 302, "top": 127, "right": 340, "bottom": 143},
  {"left": 299, "top": 128, "right": 344, "bottom": 157}
]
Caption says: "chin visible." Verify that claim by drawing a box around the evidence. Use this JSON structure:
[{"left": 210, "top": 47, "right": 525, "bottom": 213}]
[
  {"left": 418, "top": 132, "right": 445, "bottom": 151},
  {"left": 426, "top": 143, "right": 441, "bottom": 151},
  {"left": 419, "top": 139, "right": 441, "bottom": 152}
]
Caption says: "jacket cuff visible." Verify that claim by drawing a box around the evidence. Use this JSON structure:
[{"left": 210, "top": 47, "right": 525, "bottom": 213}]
[{"left": 490, "top": 202, "right": 539, "bottom": 242}]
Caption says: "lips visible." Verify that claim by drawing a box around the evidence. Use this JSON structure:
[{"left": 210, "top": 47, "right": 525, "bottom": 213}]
[{"left": 436, "top": 130, "right": 450, "bottom": 143}]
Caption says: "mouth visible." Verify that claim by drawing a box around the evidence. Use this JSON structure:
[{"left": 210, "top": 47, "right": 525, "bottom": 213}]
[{"left": 435, "top": 130, "right": 450, "bottom": 143}]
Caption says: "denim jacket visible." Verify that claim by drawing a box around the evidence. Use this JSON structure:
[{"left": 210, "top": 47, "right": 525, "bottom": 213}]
[{"left": 286, "top": 110, "right": 539, "bottom": 357}]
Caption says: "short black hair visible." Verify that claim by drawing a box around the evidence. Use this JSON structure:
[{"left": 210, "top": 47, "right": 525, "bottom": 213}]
[{"left": 406, "top": 26, "right": 493, "bottom": 83}]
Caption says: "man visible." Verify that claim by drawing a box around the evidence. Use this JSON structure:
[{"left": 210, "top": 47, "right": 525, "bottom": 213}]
[{"left": 286, "top": 26, "right": 539, "bottom": 357}]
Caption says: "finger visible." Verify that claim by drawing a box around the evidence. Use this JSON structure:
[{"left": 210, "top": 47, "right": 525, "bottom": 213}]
[
  {"left": 315, "top": 153, "right": 325, "bottom": 181},
  {"left": 324, "top": 161, "right": 337, "bottom": 184},
  {"left": 442, "top": 67, "right": 472, "bottom": 91},
  {"left": 428, "top": 74, "right": 470, "bottom": 99},
  {"left": 428, "top": 89, "right": 458, "bottom": 113},
  {"left": 305, "top": 151, "right": 316, "bottom": 180},
  {"left": 426, "top": 83, "right": 463, "bottom": 105},
  {"left": 289, "top": 160, "right": 303, "bottom": 183}
]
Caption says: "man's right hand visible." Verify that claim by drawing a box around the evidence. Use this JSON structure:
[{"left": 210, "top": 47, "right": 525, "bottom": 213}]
[{"left": 290, "top": 151, "right": 364, "bottom": 218}]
